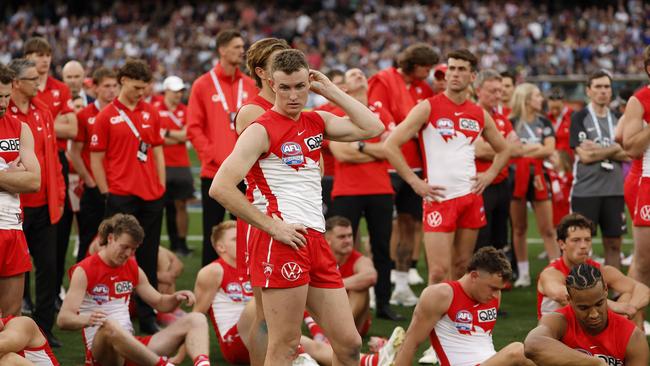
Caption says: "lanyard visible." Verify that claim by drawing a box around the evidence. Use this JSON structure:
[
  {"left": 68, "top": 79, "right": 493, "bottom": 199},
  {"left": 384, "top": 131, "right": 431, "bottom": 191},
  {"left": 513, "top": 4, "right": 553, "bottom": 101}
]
[
  {"left": 94, "top": 100, "right": 101, "bottom": 111},
  {"left": 553, "top": 106, "right": 567, "bottom": 131},
  {"left": 113, "top": 105, "right": 141, "bottom": 140},
  {"left": 587, "top": 103, "right": 614, "bottom": 142},
  {"left": 209, "top": 69, "right": 243, "bottom": 114},
  {"left": 166, "top": 110, "right": 183, "bottom": 128},
  {"left": 522, "top": 120, "right": 538, "bottom": 143}
]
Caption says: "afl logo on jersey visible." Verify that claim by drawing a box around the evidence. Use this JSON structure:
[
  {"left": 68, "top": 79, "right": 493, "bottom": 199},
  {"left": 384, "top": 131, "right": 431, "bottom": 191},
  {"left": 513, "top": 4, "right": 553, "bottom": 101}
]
[
  {"left": 91, "top": 284, "right": 110, "bottom": 304},
  {"left": 226, "top": 282, "right": 244, "bottom": 302},
  {"left": 435, "top": 118, "right": 455, "bottom": 136},
  {"left": 114, "top": 281, "right": 133, "bottom": 295},
  {"left": 477, "top": 307, "right": 497, "bottom": 322},
  {"left": 454, "top": 310, "right": 473, "bottom": 331},
  {"left": 281, "top": 142, "right": 304, "bottom": 166},
  {"left": 304, "top": 133, "right": 323, "bottom": 152},
  {"left": 0, "top": 138, "right": 20, "bottom": 152}
]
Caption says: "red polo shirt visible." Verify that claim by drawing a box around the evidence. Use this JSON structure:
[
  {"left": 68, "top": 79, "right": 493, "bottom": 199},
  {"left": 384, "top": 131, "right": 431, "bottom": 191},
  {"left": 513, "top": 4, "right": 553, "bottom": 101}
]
[
  {"left": 74, "top": 102, "right": 102, "bottom": 180},
  {"left": 35, "top": 76, "right": 74, "bottom": 151},
  {"left": 313, "top": 102, "right": 345, "bottom": 177},
  {"left": 7, "top": 99, "right": 65, "bottom": 220},
  {"left": 153, "top": 100, "right": 190, "bottom": 168},
  {"left": 187, "top": 63, "right": 258, "bottom": 178},
  {"left": 89, "top": 99, "right": 165, "bottom": 200},
  {"left": 331, "top": 103, "right": 394, "bottom": 198},
  {"left": 475, "top": 110, "right": 513, "bottom": 184}
]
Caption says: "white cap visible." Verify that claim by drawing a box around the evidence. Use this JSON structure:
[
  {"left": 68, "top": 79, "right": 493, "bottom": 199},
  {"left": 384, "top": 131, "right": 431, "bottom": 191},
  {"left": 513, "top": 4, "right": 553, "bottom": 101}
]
[{"left": 163, "top": 76, "right": 185, "bottom": 92}]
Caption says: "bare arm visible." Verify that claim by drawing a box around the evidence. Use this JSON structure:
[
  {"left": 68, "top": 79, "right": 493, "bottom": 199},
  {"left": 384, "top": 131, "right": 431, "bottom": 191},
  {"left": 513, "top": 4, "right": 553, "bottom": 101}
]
[
  {"left": 0, "top": 123, "right": 40, "bottom": 193},
  {"left": 603, "top": 265, "right": 650, "bottom": 314},
  {"left": 57, "top": 267, "right": 105, "bottom": 330},
  {"left": 210, "top": 124, "right": 308, "bottom": 248},
  {"left": 524, "top": 313, "right": 604, "bottom": 366},
  {"left": 69, "top": 141, "right": 95, "bottom": 187},
  {"left": 343, "top": 256, "right": 377, "bottom": 291},
  {"left": 524, "top": 136, "right": 555, "bottom": 159},
  {"left": 622, "top": 97, "right": 650, "bottom": 158},
  {"left": 54, "top": 112, "right": 78, "bottom": 139},
  {"left": 537, "top": 267, "right": 570, "bottom": 306},
  {"left": 472, "top": 111, "right": 511, "bottom": 194},
  {"left": 625, "top": 328, "right": 650, "bottom": 366},
  {"left": 235, "top": 104, "right": 266, "bottom": 135},
  {"left": 384, "top": 100, "right": 444, "bottom": 201},
  {"left": 311, "top": 71, "right": 384, "bottom": 142},
  {"left": 474, "top": 136, "right": 496, "bottom": 160},
  {"left": 328, "top": 141, "right": 375, "bottom": 163},
  {"left": 135, "top": 268, "right": 195, "bottom": 313},
  {"left": 394, "top": 284, "right": 453, "bottom": 366},
  {"left": 167, "top": 127, "right": 187, "bottom": 142},
  {"left": 153, "top": 145, "right": 165, "bottom": 188},
  {"left": 575, "top": 143, "right": 627, "bottom": 164},
  {"left": 90, "top": 151, "right": 109, "bottom": 194},
  {"left": 192, "top": 263, "right": 223, "bottom": 314}
]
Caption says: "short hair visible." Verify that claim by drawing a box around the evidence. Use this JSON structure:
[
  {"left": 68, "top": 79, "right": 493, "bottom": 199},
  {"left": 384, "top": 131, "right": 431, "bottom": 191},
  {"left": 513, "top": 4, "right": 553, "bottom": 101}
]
[
  {"left": 566, "top": 263, "right": 605, "bottom": 293},
  {"left": 547, "top": 87, "right": 565, "bottom": 101},
  {"left": 325, "top": 216, "right": 352, "bottom": 232},
  {"left": 23, "top": 37, "right": 52, "bottom": 56},
  {"left": 467, "top": 247, "right": 512, "bottom": 282},
  {"left": 397, "top": 43, "right": 439, "bottom": 73},
  {"left": 556, "top": 213, "right": 596, "bottom": 242},
  {"left": 216, "top": 29, "right": 242, "bottom": 50},
  {"left": 587, "top": 70, "right": 612, "bottom": 88},
  {"left": 97, "top": 214, "right": 144, "bottom": 247},
  {"left": 116, "top": 59, "right": 152, "bottom": 84},
  {"left": 92, "top": 67, "right": 117, "bottom": 85},
  {"left": 270, "top": 49, "right": 309, "bottom": 76},
  {"left": 0, "top": 64, "right": 16, "bottom": 84},
  {"left": 500, "top": 70, "right": 516, "bottom": 84},
  {"left": 211, "top": 220, "right": 237, "bottom": 245},
  {"left": 474, "top": 69, "right": 501, "bottom": 89},
  {"left": 447, "top": 49, "right": 478, "bottom": 71},
  {"left": 246, "top": 38, "right": 290, "bottom": 88},
  {"left": 7, "top": 59, "right": 36, "bottom": 78},
  {"left": 326, "top": 69, "right": 345, "bottom": 81},
  {"left": 643, "top": 46, "right": 650, "bottom": 78}
]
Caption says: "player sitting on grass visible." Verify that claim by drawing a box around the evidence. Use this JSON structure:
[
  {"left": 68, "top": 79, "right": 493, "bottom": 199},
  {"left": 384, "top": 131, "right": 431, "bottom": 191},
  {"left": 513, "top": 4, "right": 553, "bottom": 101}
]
[
  {"left": 537, "top": 213, "right": 650, "bottom": 328},
  {"left": 0, "top": 315, "right": 59, "bottom": 365},
  {"left": 525, "top": 263, "right": 649, "bottom": 366},
  {"left": 394, "top": 247, "right": 535, "bottom": 366},
  {"left": 193, "top": 220, "right": 404, "bottom": 366},
  {"left": 57, "top": 214, "right": 211, "bottom": 366}
]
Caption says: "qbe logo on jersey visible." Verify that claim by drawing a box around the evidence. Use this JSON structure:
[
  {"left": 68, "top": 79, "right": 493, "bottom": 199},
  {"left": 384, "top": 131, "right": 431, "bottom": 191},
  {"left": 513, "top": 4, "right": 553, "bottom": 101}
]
[
  {"left": 303, "top": 133, "right": 323, "bottom": 152},
  {"left": 477, "top": 307, "right": 497, "bottom": 322},
  {"left": 114, "top": 281, "right": 133, "bottom": 295},
  {"left": 281, "top": 142, "right": 304, "bottom": 166},
  {"left": 0, "top": 138, "right": 20, "bottom": 152},
  {"left": 459, "top": 118, "right": 480, "bottom": 132}
]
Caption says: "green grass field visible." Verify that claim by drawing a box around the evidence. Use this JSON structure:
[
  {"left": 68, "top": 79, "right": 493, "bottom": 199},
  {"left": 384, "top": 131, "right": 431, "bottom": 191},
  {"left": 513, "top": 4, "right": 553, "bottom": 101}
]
[{"left": 39, "top": 208, "right": 642, "bottom": 365}]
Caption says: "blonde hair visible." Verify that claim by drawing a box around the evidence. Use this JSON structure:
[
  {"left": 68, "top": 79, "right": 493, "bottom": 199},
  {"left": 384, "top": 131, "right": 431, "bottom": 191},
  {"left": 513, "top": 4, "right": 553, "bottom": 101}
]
[
  {"left": 210, "top": 220, "right": 237, "bottom": 245},
  {"left": 509, "top": 83, "right": 540, "bottom": 124}
]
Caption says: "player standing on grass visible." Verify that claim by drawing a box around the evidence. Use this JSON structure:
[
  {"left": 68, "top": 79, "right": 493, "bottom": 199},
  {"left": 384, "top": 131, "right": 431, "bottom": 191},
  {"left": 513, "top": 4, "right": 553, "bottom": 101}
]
[{"left": 210, "top": 49, "right": 384, "bottom": 366}]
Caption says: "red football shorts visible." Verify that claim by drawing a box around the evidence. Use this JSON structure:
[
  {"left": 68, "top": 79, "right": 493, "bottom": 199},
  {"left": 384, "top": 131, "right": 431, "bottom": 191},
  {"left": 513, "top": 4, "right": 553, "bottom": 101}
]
[
  {"left": 423, "top": 193, "right": 486, "bottom": 232},
  {"left": 0, "top": 229, "right": 32, "bottom": 277},
  {"left": 236, "top": 218, "right": 252, "bottom": 277},
  {"left": 634, "top": 177, "right": 650, "bottom": 226},
  {"left": 625, "top": 171, "right": 641, "bottom": 219},
  {"left": 85, "top": 336, "right": 151, "bottom": 366},
  {"left": 217, "top": 324, "right": 250, "bottom": 364},
  {"left": 249, "top": 227, "right": 343, "bottom": 289}
]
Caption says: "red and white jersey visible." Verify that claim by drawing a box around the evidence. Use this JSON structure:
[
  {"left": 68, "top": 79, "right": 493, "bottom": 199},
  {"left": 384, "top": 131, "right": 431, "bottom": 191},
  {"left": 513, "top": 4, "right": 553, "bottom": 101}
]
[
  {"left": 1, "top": 316, "right": 59, "bottom": 366},
  {"left": 0, "top": 114, "right": 23, "bottom": 229},
  {"left": 421, "top": 94, "right": 485, "bottom": 201},
  {"left": 208, "top": 258, "right": 253, "bottom": 339},
  {"left": 633, "top": 87, "right": 650, "bottom": 177},
  {"left": 70, "top": 253, "right": 139, "bottom": 351},
  {"left": 537, "top": 258, "right": 601, "bottom": 319},
  {"left": 250, "top": 110, "right": 326, "bottom": 232},
  {"left": 430, "top": 281, "right": 498, "bottom": 366},
  {"left": 337, "top": 250, "right": 363, "bottom": 278},
  {"left": 556, "top": 306, "right": 635, "bottom": 365}
]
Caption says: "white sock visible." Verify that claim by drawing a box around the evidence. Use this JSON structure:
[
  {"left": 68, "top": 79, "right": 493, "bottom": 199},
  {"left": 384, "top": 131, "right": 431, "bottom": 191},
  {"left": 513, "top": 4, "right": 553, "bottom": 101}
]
[
  {"left": 517, "top": 261, "right": 530, "bottom": 277},
  {"left": 394, "top": 271, "right": 409, "bottom": 291}
]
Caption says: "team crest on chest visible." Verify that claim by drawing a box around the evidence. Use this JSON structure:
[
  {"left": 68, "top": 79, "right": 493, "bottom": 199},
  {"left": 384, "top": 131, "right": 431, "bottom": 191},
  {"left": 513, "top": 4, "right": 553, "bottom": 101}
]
[
  {"left": 91, "top": 284, "right": 110, "bottom": 304},
  {"left": 454, "top": 310, "right": 473, "bottom": 332},
  {"left": 280, "top": 142, "right": 304, "bottom": 167}
]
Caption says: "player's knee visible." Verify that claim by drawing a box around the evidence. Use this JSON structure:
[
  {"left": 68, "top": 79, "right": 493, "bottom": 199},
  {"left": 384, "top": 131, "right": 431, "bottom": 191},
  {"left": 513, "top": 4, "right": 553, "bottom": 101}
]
[
  {"left": 184, "top": 312, "right": 208, "bottom": 329},
  {"left": 506, "top": 342, "right": 527, "bottom": 363},
  {"left": 331, "top": 331, "right": 362, "bottom": 360},
  {"left": 511, "top": 223, "right": 527, "bottom": 235},
  {"left": 428, "top": 265, "right": 449, "bottom": 284},
  {"left": 97, "top": 319, "right": 124, "bottom": 340}
]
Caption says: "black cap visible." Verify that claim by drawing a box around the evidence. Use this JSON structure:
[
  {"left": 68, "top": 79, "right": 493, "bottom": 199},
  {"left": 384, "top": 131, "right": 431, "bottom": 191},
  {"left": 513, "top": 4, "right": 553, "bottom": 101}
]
[{"left": 547, "top": 87, "right": 565, "bottom": 100}]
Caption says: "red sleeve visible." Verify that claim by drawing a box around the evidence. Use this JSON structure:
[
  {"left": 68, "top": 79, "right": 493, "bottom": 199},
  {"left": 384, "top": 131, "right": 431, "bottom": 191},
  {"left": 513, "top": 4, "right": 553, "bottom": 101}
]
[
  {"left": 89, "top": 110, "right": 109, "bottom": 152},
  {"left": 60, "top": 83, "right": 74, "bottom": 115},
  {"left": 75, "top": 109, "right": 87, "bottom": 143},
  {"left": 150, "top": 106, "right": 164, "bottom": 147},
  {"left": 367, "top": 79, "right": 390, "bottom": 109},
  {"left": 186, "top": 79, "right": 212, "bottom": 162}
]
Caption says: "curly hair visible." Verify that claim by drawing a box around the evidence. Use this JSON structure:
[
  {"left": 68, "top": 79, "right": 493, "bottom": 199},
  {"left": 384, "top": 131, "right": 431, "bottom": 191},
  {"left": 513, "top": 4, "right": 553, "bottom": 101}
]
[
  {"left": 116, "top": 58, "right": 152, "bottom": 84},
  {"left": 97, "top": 214, "right": 144, "bottom": 246},
  {"left": 467, "top": 246, "right": 513, "bottom": 282},
  {"left": 566, "top": 263, "right": 604, "bottom": 292}
]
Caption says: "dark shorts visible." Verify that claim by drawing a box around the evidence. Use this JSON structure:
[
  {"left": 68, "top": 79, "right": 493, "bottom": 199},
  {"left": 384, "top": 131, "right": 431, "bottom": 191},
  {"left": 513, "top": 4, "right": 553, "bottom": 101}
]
[
  {"left": 390, "top": 172, "right": 423, "bottom": 219},
  {"left": 571, "top": 195, "right": 626, "bottom": 237},
  {"left": 165, "top": 166, "right": 195, "bottom": 201}
]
